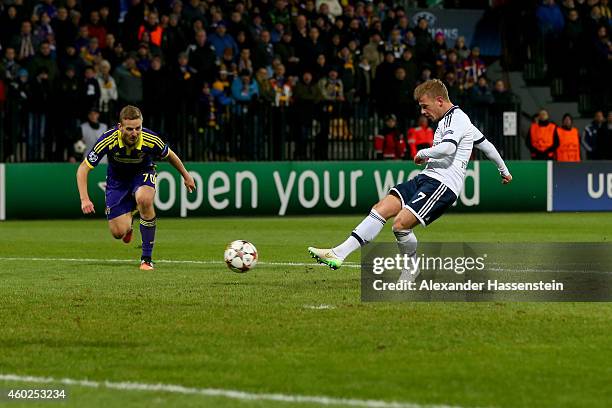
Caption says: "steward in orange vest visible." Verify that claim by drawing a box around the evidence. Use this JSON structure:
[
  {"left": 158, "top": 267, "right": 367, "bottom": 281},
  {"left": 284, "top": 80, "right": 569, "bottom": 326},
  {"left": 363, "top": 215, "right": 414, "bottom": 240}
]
[
  {"left": 526, "top": 109, "right": 559, "bottom": 160},
  {"left": 138, "top": 12, "right": 164, "bottom": 47},
  {"left": 555, "top": 113, "right": 581, "bottom": 162},
  {"left": 407, "top": 115, "right": 434, "bottom": 159}
]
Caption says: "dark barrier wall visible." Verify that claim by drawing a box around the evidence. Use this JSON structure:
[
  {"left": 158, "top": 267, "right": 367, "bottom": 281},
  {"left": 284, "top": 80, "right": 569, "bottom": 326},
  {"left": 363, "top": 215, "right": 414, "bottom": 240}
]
[{"left": 0, "top": 161, "right": 546, "bottom": 219}]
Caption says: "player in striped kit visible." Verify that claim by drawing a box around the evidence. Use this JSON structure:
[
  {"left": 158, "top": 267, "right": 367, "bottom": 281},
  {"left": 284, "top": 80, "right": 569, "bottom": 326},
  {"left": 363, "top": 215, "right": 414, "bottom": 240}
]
[
  {"left": 76, "top": 106, "right": 195, "bottom": 270},
  {"left": 309, "top": 79, "right": 512, "bottom": 280}
]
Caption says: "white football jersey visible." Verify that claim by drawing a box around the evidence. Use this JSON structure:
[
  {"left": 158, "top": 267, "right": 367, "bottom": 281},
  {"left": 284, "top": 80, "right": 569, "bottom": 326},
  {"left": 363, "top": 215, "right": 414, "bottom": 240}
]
[{"left": 422, "top": 106, "right": 481, "bottom": 196}]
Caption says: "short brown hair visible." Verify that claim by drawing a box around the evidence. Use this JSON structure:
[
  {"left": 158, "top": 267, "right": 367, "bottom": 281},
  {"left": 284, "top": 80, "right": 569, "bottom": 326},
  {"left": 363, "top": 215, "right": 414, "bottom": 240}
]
[
  {"left": 119, "top": 105, "right": 143, "bottom": 122},
  {"left": 413, "top": 79, "right": 450, "bottom": 102}
]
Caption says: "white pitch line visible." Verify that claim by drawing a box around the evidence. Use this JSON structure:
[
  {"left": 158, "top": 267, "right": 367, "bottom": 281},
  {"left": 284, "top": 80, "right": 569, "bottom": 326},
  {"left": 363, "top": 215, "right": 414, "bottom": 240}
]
[
  {"left": 0, "top": 374, "right": 469, "bottom": 408},
  {"left": 0, "top": 257, "right": 361, "bottom": 269}
]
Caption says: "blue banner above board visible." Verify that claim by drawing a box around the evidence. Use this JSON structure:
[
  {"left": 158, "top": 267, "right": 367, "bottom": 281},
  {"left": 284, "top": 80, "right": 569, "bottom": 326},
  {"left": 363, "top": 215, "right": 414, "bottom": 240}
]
[{"left": 408, "top": 8, "right": 500, "bottom": 56}]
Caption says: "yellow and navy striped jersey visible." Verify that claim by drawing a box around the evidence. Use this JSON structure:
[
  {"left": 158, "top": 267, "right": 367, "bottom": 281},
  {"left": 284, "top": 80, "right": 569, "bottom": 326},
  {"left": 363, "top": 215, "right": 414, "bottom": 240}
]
[{"left": 84, "top": 127, "right": 169, "bottom": 178}]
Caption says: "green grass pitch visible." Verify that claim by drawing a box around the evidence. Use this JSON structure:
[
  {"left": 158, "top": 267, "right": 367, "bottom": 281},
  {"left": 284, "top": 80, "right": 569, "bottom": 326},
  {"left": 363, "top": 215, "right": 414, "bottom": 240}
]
[{"left": 0, "top": 213, "right": 611, "bottom": 408}]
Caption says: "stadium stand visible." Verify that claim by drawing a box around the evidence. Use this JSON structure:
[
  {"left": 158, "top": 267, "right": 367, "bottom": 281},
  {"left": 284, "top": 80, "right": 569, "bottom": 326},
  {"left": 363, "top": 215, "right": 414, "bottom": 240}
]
[{"left": 0, "top": 0, "right": 609, "bottom": 162}]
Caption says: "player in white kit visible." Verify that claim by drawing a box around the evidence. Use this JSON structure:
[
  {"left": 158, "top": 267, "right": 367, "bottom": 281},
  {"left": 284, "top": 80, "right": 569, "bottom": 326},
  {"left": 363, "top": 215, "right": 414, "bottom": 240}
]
[{"left": 308, "top": 79, "right": 513, "bottom": 279}]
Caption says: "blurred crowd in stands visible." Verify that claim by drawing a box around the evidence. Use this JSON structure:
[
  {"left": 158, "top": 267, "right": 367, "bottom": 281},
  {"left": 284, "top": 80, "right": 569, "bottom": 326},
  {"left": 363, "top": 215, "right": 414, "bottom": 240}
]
[
  {"left": 0, "top": 0, "right": 606, "bottom": 162},
  {"left": 532, "top": 0, "right": 611, "bottom": 109}
]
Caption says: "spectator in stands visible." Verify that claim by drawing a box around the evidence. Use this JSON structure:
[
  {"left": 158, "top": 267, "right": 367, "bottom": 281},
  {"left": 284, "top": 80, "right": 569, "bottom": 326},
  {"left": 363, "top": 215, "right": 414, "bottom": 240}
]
[
  {"left": 12, "top": 21, "right": 37, "bottom": 63},
  {"left": 444, "top": 49, "right": 464, "bottom": 84},
  {"left": 138, "top": 11, "right": 163, "bottom": 49},
  {"left": 293, "top": 71, "right": 322, "bottom": 159},
  {"left": 97, "top": 59, "right": 118, "bottom": 124},
  {"left": 0, "top": 48, "right": 20, "bottom": 83},
  {"left": 374, "top": 114, "right": 405, "bottom": 160},
  {"left": 302, "top": 27, "right": 327, "bottom": 71},
  {"left": 317, "top": 66, "right": 343, "bottom": 159},
  {"left": 555, "top": 113, "right": 581, "bottom": 161},
  {"left": 33, "top": 12, "right": 54, "bottom": 47},
  {"left": 526, "top": 109, "right": 560, "bottom": 160},
  {"left": 253, "top": 30, "right": 275, "bottom": 70},
  {"left": 398, "top": 48, "right": 418, "bottom": 90},
  {"left": 254, "top": 67, "right": 274, "bottom": 104},
  {"left": 228, "top": 10, "right": 250, "bottom": 41},
  {"left": 601, "top": 0, "right": 612, "bottom": 25},
  {"left": 142, "top": 55, "right": 167, "bottom": 132},
  {"left": 78, "top": 108, "right": 108, "bottom": 163},
  {"left": 312, "top": 53, "right": 328, "bottom": 81},
  {"left": 275, "top": 31, "right": 299, "bottom": 76},
  {"left": 444, "top": 71, "right": 462, "bottom": 103},
  {"left": 81, "top": 65, "right": 101, "bottom": 115},
  {"left": 270, "top": 63, "right": 292, "bottom": 107},
  {"left": 560, "top": 8, "right": 583, "bottom": 96},
  {"left": 74, "top": 26, "right": 91, "bottom": 54},
  {"left": 0, "top": 6, "right": 21, "bottom": 49},
  {"left": 414, "top": 17, "right": 434, "bottom": 67},
  {"left": 362, "top": 33, "right": 383, "bottom": 76},
  {"left": 81, "top": 37, "right": 102, "bottom": 66},
  {"left": 407, "top": 115, "right": 434, "bottom": 159},
  {"left": 209, "top": 22, "right": 238, "bottom": 60},
  {"left": 231, "top": 69, "right": 259, "bottom": 103},
  {"left": 162, "top": 14, "right": 187, "bottom": 65},
  {"left": 584, "top": 6, "right": 608, "bottom": 45},
  {"left": 114, "top": 54, "right": 143, "bottom": 107},
  {"left": 470, "top": 76, "right": 495, "bottom": 105},
  {"left": 453, "top": 36, "right": 470, "bottom": 60},
  {"left": 88, "top": 10, "right": 107, "bottom": 49},
  {"left": 492, "top": 79, "right": 516, "bottom": 105},
  {"left": 28, "top": 67, "right": 51, "bottom": 161},
  {"left": 374, "top": 52, "right": 396, "bottom": 116},
  {"left": 385, "top": 29, "right": 406, "bottom": 59},
  {"left": 54, "top": 65, "right": 80, "bottom": 157},
  {"left": 537, "top": 0, "right": 566, "bottom": 36},
  {"left": 34, "top": 0, "right": 58, "bottom": 19},
  {"left": 389, "top": 67, "right": 414, "bottom": 134},
  {"left": 463, "top": 46, "right": 486, "bottom": 88},
  {"left": 582, "top": 110, "right": 605, "bottom": 159},
  {"left": 354, "top": 54, "right": 373, "bottom": 118},
  {"left": 28, "top": 41, "right": 59, "bottom": 84},
  {"left": 186, "top": 30, "right": 217, "bottom": 86},
  {"left": 433, "top": 32, "right": 448, "bottom": 55},
  {"left": 595, "top": 111, "right": 612, "bottom": 159}
]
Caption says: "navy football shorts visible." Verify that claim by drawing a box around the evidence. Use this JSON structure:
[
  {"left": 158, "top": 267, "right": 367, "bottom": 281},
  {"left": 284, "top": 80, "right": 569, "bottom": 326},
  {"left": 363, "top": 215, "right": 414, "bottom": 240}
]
[
  {"left": 105, "top": 170, "right": 157, "bottom": 220},
  {"left": 389, "top": 174, "right": 457, "bottom": 226}
]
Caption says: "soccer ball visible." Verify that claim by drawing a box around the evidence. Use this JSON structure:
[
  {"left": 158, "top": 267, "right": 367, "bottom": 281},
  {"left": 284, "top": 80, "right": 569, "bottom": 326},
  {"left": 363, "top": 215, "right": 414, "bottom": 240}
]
[
  {"left": 224, "top": 240, "right": 258, "bottom": 273},
  {"left": 73, "top": 140, "right": 87, "bottom": 154}
]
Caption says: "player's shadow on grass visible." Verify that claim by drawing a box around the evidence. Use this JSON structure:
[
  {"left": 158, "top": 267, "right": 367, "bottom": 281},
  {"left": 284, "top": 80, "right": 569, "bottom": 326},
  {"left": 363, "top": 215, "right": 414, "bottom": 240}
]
[
  {"left": 78, "top": 263, "right": 140, "bottom": 270},
  {"left": 0, "top": 339, "right": 144, "bottom": 348}
]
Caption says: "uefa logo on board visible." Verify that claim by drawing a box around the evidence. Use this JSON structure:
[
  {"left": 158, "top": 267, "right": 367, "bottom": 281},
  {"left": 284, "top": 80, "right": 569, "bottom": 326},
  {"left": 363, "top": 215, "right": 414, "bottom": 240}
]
[{"left": 411, "top": 11, "right": 436, "bottom": 27}]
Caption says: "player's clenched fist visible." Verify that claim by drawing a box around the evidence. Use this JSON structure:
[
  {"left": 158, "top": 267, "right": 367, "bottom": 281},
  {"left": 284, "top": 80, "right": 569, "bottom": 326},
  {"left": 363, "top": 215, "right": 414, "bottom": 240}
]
[
  {"left": 81, "top": 198, "right": 95, "bottom": 214},
  {"left": 414, "top": 154, "right": 428, "bottom": 165},
  {"left": 184, "top": 175, "right": 196, "bottom": 193}
]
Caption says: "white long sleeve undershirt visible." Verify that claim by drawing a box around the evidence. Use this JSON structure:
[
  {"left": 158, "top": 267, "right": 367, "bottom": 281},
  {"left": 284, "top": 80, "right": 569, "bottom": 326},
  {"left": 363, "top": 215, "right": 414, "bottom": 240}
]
[
  {"left": 416, "top": 141, "right": 457, "bottom": 159},
  {"left": 474, "top": 138, "right": 510, "bottom": 176},
  {"left": 416, "top": 138, "right": 510, "bottom": 176}
]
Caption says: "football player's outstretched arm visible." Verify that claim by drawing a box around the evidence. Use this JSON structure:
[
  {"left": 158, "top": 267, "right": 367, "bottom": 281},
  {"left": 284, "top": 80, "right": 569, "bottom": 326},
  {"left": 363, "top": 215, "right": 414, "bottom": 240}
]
[
  {"left": 76, "top": 161, "right": 95, "bottom": 214},
  {"left": 166, "top": 148, "right": 196, "bottom": 192},
  {"left": 474, "top": 133, "right": 513, "bottom": 184}
]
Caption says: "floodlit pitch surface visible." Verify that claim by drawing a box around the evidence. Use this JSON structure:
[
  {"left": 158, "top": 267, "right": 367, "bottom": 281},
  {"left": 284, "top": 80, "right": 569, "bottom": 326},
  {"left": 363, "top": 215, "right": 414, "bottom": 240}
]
[{"left": 0, "top": 213, "right": 611, "bottom": 408}]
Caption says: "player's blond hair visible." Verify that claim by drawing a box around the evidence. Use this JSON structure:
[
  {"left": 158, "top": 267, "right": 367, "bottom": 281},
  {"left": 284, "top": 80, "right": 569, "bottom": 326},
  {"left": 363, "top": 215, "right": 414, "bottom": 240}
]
[
  {"left": 119, "top": 105, "right": 143, "bottom": 122},
  {"left": 413, "top": 79, "right": 450, "bottom": 102}
]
